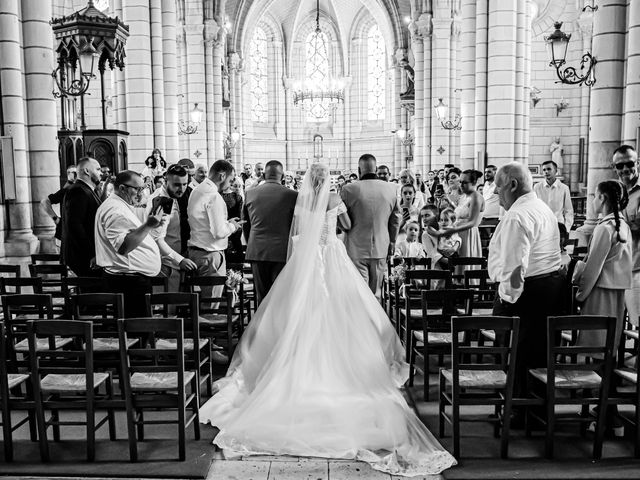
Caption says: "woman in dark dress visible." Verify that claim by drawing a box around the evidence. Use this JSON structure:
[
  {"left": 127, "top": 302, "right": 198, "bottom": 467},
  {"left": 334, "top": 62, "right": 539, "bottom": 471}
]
[{"left": 222, "top": 177, "right": 245, "bottom": 263}]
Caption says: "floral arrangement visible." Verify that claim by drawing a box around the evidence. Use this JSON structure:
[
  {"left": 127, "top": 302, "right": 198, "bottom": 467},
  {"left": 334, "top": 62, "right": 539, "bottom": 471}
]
[
  {"left": 226, "top": 269, "right": 245, "bottom": 292},
  {"left": 389, "top": 263, "right": 407, "bottom": 285}
]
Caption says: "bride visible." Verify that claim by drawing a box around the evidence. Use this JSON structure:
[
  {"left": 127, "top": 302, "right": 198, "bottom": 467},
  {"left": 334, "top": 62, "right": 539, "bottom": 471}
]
[{"left": 199, "top": 163, "right": 456, "bottom": 477}]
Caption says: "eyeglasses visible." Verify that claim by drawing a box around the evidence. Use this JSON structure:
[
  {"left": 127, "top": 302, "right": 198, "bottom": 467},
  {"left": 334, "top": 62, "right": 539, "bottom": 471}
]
[
  {"left": 167, "top": 164, "right": 187, "bottom": 176},
  {"left": 122, "top": 184, "right": 145, "bottom": 194},
  {"left": 614, "top": 161, "right": 636, "bottom": 170}
]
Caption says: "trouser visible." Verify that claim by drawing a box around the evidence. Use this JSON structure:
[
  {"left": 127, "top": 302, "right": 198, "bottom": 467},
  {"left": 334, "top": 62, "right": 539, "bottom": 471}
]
[
  {"left": 103, "top": 271, "right": 154, "bottom": 318},
  {"left": 352, "top": 258, "right": 387, "bottom": 301},
  {"left": 479, "top": 217, "right": 499, "bottom": 245},
  {"left": 160, "top": 264, "right": 181, "bottom": 293},
  {"left": 492, "top": 270, "right": 566, "bottom": 400},
  {"left": 624, "top": 271, "right": 640, "bottom": 327},
  {"left": 251, "top": 261, "right": 286, "bottom": 306},
  {"left": 188, "top": 248, "right": 226, "bottom": 307}
]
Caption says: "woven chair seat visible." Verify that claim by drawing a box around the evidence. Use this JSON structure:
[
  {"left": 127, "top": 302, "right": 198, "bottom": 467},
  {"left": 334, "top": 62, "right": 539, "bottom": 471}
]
[
  {"left": 474, "top": 308, "right": 494, "bottom": 316},
  {"left": 7, "top": 373, "right": 29, "bottom": 389},
  {"left": 129, "top": 371, "right": 195, "bottom": 391},
  {"left": 480, "top": 329, "right": 495, "bottom": 341},
  {"left": 41, "top": 372, "right": 109, "bottom": 393},
  {"left": 414, "top": 331, "right": 466, "bottom": 345},
  {"left": 624, "top": 329, "right": 639, "bottom": 340},
  {"left": 614, "top": 368, "right": 638, "bottom": 385},
  {"left": 441, "top": 369, "right": 507, "bottom": 388},
  {"left": 198, "top": 314, "right": 240, "bottom": 326},
  {"left": 529, "top": 368, "right": 602, "bottom": 389},
  {"left": 561, "top": 330, "right": 574, "bottom": 343},
  {"left": 14, "top": 336, "right": 73, "bottom": 352},
  {"left": 155, "top": 338, "right": 208, "bottom": 352},
  {"left": 92, "top": 337, "right": 138, "bottom": 352}
]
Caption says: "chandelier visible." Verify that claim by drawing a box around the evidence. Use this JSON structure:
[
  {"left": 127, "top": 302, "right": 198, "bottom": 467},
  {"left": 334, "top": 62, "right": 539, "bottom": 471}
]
[{"left": 291, "top": 0, "right": 345, "bottom": 120}]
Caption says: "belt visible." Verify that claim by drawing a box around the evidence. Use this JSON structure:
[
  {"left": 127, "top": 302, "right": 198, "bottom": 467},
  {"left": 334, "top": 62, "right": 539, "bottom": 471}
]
[
  {"left": 525, "top": 269, "right": 562, "bottom": 282},
  {"left": 188, "top": 246, "right": 219, "bottom": 253},
  {"left": 103, "top": 270, "right": 150, "bottom": 278}
]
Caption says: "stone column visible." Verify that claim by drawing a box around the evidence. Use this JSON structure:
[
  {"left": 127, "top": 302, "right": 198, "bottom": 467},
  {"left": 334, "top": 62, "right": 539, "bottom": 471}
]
[
  {"left": 623, "top": 0, "right": 640, "bottom": 145},
  {"left": 410, "top": 22, "right": 425, "bottom": 171},
  {"left": 486, "top": 0, "right": 517, "bottom": 166},
  {"left": 513, "top": 0, "right": 526, "bottom": 162},
  {"left": 161, "top": 0, "right": 179, "bottom": 160},
  {"left": 212, "top": 38, "right": 225, "bottom": 163},
  {"left": 577, "top": 0, "right": 627, "bottom": 241},
  {"left": 431, "top": 14, "right": 451, "bottom": 170},
  {"left": 460, "top": 0, "right": 476, "bottom": 169},
  {"left": 150, "top": 0, "right": 166, "bottom": 151},
  {"left": 113, "top": 0, "right": 127, "bottom": 132},
  {"left": 0, "top": 0, "right": 38, "bottom": 255},
  {"left": 421, "top": 20, "right": 433, "bottom": 172},
  {"left": 229, "top": 52, "right": 243, "bottom": 170},
  {"left": 204, "top": 22, "right": 217, "bottom": 166},
  {"left": 449, "top": 15, "right": 461, "bottom": 164},
  {"left": 184, "top": 5, "right": 206, "bottom": 161},
  {"left": 473, "top": 0, "right": 489, "bottom": 169}
]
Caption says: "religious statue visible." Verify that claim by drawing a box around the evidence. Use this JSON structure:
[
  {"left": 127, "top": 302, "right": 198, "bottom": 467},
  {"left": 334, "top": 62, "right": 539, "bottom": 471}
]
[
  {"left": 399, "top": 58, "right": 415, "bottom": 98},
  {"left": 550, "top": 137, "right": 563, "bottom": 168}
]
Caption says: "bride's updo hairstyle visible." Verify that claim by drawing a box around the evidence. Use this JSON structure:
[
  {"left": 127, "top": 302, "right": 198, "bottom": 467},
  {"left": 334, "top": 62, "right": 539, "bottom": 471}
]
[{"left": 308, "top": 163, "right": 329, "bottom": 194}]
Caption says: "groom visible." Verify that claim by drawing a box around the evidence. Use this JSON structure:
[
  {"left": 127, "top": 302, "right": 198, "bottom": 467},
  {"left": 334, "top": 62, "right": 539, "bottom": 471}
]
[
  {"left": 341, "top": 154, "right": 401, "bottom": 300},
  {"left": 243, "top": 160, "right": 298, "bottom": 305}
]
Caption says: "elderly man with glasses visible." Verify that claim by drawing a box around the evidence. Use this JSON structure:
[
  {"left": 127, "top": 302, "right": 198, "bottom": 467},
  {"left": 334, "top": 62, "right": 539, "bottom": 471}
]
[
  {"left": 95, "top": 170, "right": 164, "bottom": 317},
  {"left": 613, "top": 144, "right": 640, "bottom": 326}
]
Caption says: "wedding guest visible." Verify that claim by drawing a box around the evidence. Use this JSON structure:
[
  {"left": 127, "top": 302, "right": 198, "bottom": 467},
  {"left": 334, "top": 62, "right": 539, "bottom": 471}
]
[
  {"left": 97, "top": 166, "right": 113, "bottom": 201},
  {"left": 187, "top": 160, "right": 243, "bottom": 303},
  {"left": 41, "top": 165, "right": 76, "bottom": 247},
  {"left": 294, "top": 174, "right": 304, "bottom": 191},
  {"left": 153, "top": 175, "right": 165, "bottom": 190},
  {"left": 176, "top": 158, "right": 196, "bottom": 254},
  {"left": 241, "top": 163, "right": 253, "bottom": 185},
  {"left": 481, "top": 165, "right": 500, "bottom": 223},
  {"left": 395, "top": 221, "right": 426, "bottom": 259},
  {"left": 245, "top": 163, "right": 265, "bottom": 191},
  {"left": 435, "top": 209, "right": 462, "bottom": 258},
  {"left": 425, "top": 170, "right": 437, "bottom": 196},
  {"left": 284, "top": 171, "right": 296, "bottom": 190},
  {"left": 336, "top": 175, "right": 346, "bottom": 192},
  {"left": 61, "top": 157, "right": 102, "bottom": 277},
  {"left": 376, "top": 165, "right": 391, "bottom": 182},
  {"left": 444, "top": 164, "right": 455, "bottom": 177},
  {"left": 141, "top": 151, "right": 162, "bottom": 180},
  {"left": 221, "top": 176, "right": 245, "bottom": 264},
  {"left": 146, "top": 148, "right": 167, "bottom": 175},
  {"left": 489, "top": 162, "right": 565, "bottom": 425},
  {"left": 436, "top": 169, "right": 446, "bottom": 191},
  {"left": 190, "top": 164, "right": 208, "bottom": 190},
  {"left": 612, "top": 144, "right": 640, "bottom": 326},
  {"left": 398, "top": 169, "right": 426, "bottom": 209},
  {"left": 572, "top": 179, "right": 631, "bottom": 436},
  {"left": 399, "top": 184, "right": 421, "bottom": 232},
  {"left": 95, "top": 170, "right": 163, "bottom": 317},
  {"left": 415, "top": 172, "right": 425, "bottom": 194},
  {"left": 419, "top": 205, "right": 447, "bottom": 269},
  {"left": 349, "top": 173, "right": 359, "bottom": 182},
  {"left": 445, "top": 167, "right": 463, "bottom": 207},
  {"left": 437, "top": 169, "right": 484, "bottom": 259},
  {"left": 145, "top": 164, "right": 197, "bottom": 292},
  {"left": 534, "top": 160, "right": 574, "bottom": 231}
]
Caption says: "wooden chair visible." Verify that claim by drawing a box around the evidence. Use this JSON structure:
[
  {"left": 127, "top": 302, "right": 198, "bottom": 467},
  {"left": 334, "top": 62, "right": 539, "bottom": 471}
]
[
  {"left": 183, "top": 275, "right": 243, "bottom": 362},
  {"left": 0, "top": 322, "right": 35, "bottom": 461},
  {"left": 449, "top": 256, "right": 488, "bottom": 284},
  {"left": 0, "top": 265, "right": 21, "bottom": 279},
  {"left": 118, "top": 317, "right": 200, "bottom": 461},
  {"left": 527, "top": 315, "right": 617, "bottom": 459},
  {"left": 69, "top": 293, "right": 126, "bottom": 353},
  {"left": 408, "top": 289, "right": 474, "bottom": 400},
  {"left": 398, "top": 269, "right": 453, "bottom": 354},
  {"left": 439, "top": 316, "right": 520, "bottom": 459},
  {"left": 2, "top": 294, "right": 57, "bottom": 371},
  {"left": 0, "top": 276, "right": 43, "bottom": 295},
  {"left": 150, "top": 274, "right": 169, "bottom": 293},
  {"left": 62, "top": 276, "right": 106, "bottom": 296},
  {"left": 570, "top": 246, "right": 588, "bottom": 261},
  {"left": 30, "top": 253, "right": 63, "bottom": 265},
  {"left": 28, "top": 264, "right": 68, "bottom": 316},
  {"left": 145, "top": 292, "right": 212, "bottom": 398},
  {"left": 28, "top": 319, "right": 116, "bottom": 461}
]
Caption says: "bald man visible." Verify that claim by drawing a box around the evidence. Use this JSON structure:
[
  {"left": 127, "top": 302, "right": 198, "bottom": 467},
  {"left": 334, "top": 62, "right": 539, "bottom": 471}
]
[
  {"left": 488, "top": 162, "right": 565, "bottom": 425},
  {"left": 61, "top": 156, "right": 103, "bottom": 276}
]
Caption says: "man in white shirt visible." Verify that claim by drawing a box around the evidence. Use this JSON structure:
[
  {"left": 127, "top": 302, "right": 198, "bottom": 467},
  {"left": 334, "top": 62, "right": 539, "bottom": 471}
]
[
  {"left": 534, "top": 160, "right": 574, "bottom": 231},
  {"left": 479, "top": 164, "right": 501, "bottom": 247},
  {"left": 187, "top": 160, "right": 243, "bottom": 302},
  {"left": 488, "top": 162, "right": 566, "bottom": 422},
  {"left": 244, "top": 163, "right": 264, "bottom": 191},
  {"left": 145, "top": 164, "right": 197, "bottom": 293},
  {"left": 95, "top": 170, "right": 164, "bottom": 317}
]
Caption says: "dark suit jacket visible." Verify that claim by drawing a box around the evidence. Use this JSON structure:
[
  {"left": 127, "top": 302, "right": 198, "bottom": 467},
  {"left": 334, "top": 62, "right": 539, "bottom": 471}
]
[
  {"left": 243, "top": 181, "right": 297, "bottom": 263},
  {"left": 177, "top": 185, "right": 192, "bottom": 255},
  {"left": 61, "top": 180, "right": 101, "bottom": 275},
  {"left": 341, "top": 176, "right": 401, "bottom": 259}
]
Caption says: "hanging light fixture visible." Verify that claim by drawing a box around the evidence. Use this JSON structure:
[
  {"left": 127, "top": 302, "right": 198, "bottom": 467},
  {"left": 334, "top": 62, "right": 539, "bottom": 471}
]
[
  {"left": 178, "top": 103, "right": 203, "bottom": 135},
  {"left": 544, "top": 22, "right": 596, "bottom": 86},
  {"left": 433, "top": 98, "right": 461, "bottom": 130},
  {"left": 291, "top": 0, "right": 345, "bottom": 120}
]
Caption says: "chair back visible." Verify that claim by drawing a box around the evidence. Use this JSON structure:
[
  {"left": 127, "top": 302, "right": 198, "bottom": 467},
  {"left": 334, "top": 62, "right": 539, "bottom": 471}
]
[
  {"left": 183, "top": 275, "right": 233, "bottom": 316},
  {"left": 30, "top": 253, "right": 63, "bottom": 265},
  {"left": 405, "top": 269, "right": 452, "bottom": 290},
  {"left": 62, "top": 277, "right": 106, "bottom": 296},
  {"left": 69, "top": 293, "right": 124, "bottom": 334},
  {"left": 0, "top": 265, "right": 21, "bottom": 278},
  {"left": 451, "top": 316, "right": 520, "bottom": 375},
  {"left": 145, "top": 292, "right": 199, "bottom": 337},
  {"left": 27, "top": 319, "right": 96, "bottom": 400},
  {"left": 421, "top": 289, "right": 474, "bottom": 334},
  {"left": 450, "top": 256, "right": 488, "bottom": 271},
  {"left": 150, "top": 275, "right": 169, "bottom": 292},
  {"left": 463, "top": 269, "right": 492, "bottom": 289},
  {"left": 0, "top": 277, "right": 43, "bottom": 295}
]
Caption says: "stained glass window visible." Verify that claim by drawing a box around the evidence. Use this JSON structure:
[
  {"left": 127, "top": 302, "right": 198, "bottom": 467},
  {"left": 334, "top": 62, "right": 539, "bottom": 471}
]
[
  {"left": 367, "top": 24, "right": 385, "bottom": 121},
  {"left": 250, "top": 28, "right": 268, "bottom": 123},
  {"left": 305, "top": 30, "right": 330, "bottom": 120}
]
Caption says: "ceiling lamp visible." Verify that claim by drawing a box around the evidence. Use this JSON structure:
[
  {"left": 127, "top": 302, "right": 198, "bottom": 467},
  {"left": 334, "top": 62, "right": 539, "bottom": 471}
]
[{"left": 291, "top": 0, "right": 345, "bottom": 120}]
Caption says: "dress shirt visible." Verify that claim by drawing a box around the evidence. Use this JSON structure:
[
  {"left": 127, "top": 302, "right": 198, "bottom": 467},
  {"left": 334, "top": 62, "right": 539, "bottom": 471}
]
[
  {"left": 187, "top": 178, "right": 237, "bottom": 251},
  {"left": 482, "top": 181, "right": 501, "bottom": 219},
  {"left": 395, "top": 240, "right": 426, "bottom": 258},
  {"left": 245, "top": 176, "right": 264, "bottom": 191},
  {"left": 572, "top": 213, "right": 632, "bottom": 302},
  {"left": 146, "top": 186, "right": 183, "bottom": 267},
  {"left": 488, "top": 192, "right": 562, "bottom": 303},
  {"left": 95, "top": 194, "right": 161, "bottom": 276},
  {"left": 621, "top": 177, "right": 640, "bottom": 271},
  {"left": 533, "top": 179, "right": 574, "bottom": 229}
]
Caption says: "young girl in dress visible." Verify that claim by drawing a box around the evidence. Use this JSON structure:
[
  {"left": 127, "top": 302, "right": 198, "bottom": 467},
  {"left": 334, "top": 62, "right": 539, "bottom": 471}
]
[
  {"left": 395, "top": 221, "right": 427, "bottom": 259},
  {"left": 419, "top": 205, "right": 447, "bottom": 269},
  {"left": 572, "top": 179, "right": 632, "bottom": 436},
  {"left": 435, "top": 208, "right": 461, "bottom": 258}
]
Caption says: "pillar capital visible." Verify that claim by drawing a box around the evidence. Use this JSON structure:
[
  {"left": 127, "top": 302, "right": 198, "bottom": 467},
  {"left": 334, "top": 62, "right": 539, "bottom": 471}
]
[
  {"left": 409, "top": 13, "right": 432, "bottom": 40},
  {"left": 228, "top": 52, "right": 243, "bottom": 72}
]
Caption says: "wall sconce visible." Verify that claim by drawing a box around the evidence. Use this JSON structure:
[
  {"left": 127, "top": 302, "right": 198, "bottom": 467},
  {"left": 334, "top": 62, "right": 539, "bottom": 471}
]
[
  {"left": 530, "top": 86, "right": 542, "bottom": 108},
  {"left": 544, "top": 21, "right": 596, "bottom": 86},
  {"left": 178, "top": 103, "right": 203, "bottom": 135},
  {"left": 223, "top": 126, "right": 243, "bottom": 159},
  {"left": 391, "top": 128, "right": 414, "bottom": 167},
  {"left": 433, "top": 98, "right": 461, "bottom": 130},
  {"left": 582, "top": 0, "right": 598, "bottom": 12},
  {"left": 555, "top": 98, "right": 569, "bottom": 116}
]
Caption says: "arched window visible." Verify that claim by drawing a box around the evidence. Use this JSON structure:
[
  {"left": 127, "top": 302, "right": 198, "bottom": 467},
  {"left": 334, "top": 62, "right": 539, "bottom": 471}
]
[
  {"left": 367, "top": 24, "right": 385, "bottom": 121},
  {"left": 249, "top": 27, "right": 268, "bottom": 123},
  {"left": 305, "top": 30, "right": 330, "bottom": 120}
]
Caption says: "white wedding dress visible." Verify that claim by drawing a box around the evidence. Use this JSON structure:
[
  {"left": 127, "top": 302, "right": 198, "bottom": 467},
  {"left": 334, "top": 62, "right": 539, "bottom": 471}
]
[{"left": 199, "top": 166, "right": 456, "bottom": 477}]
